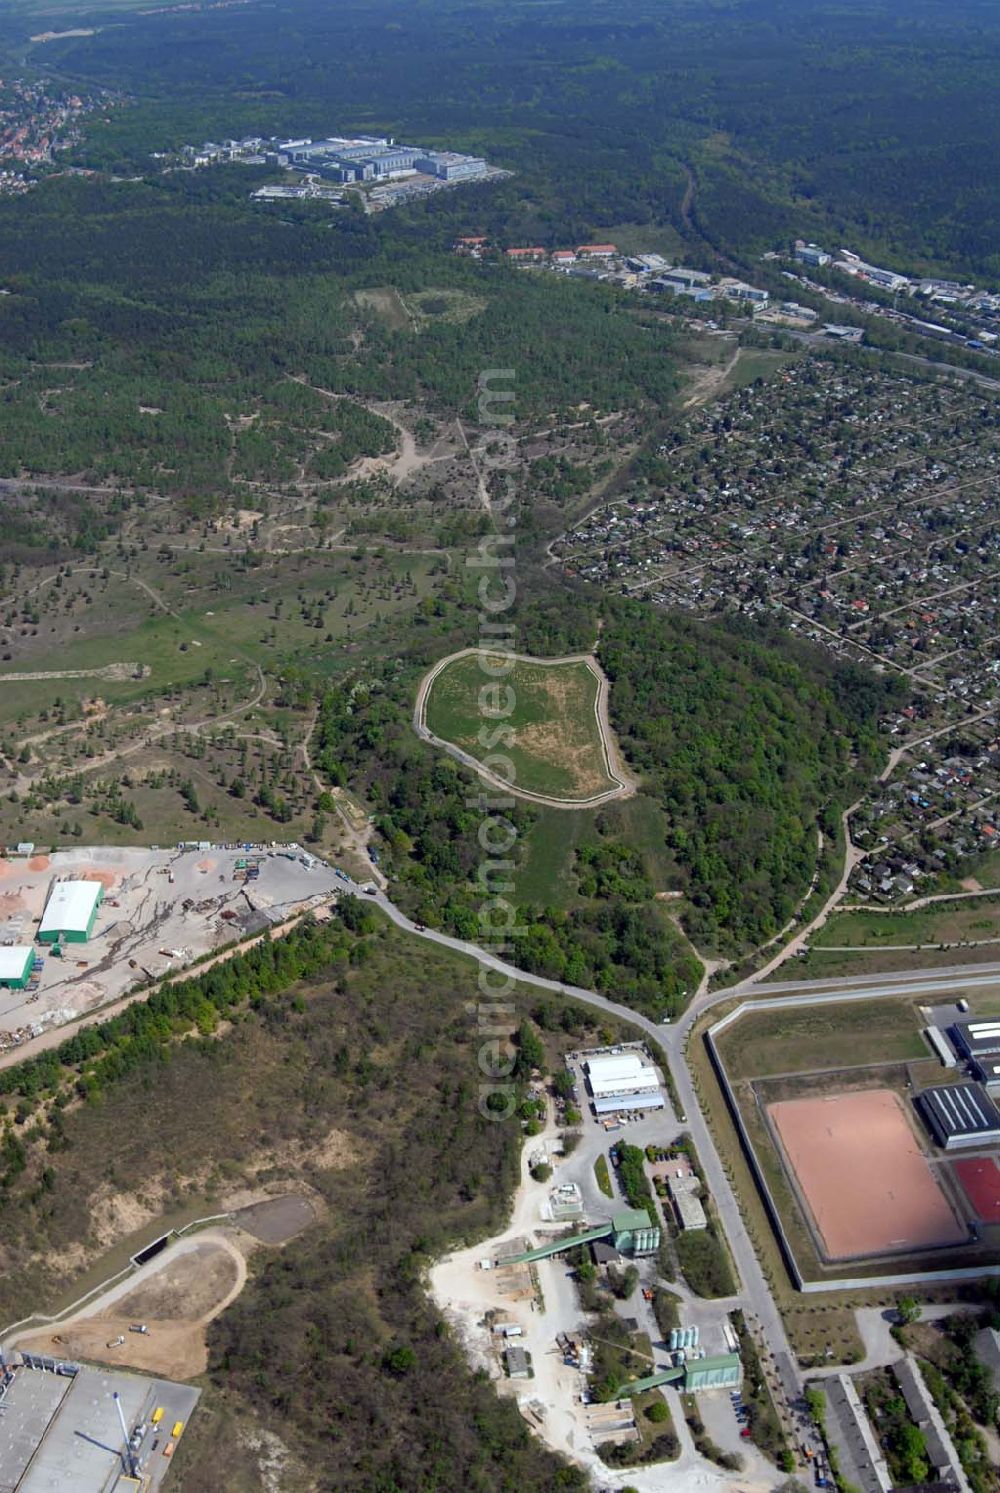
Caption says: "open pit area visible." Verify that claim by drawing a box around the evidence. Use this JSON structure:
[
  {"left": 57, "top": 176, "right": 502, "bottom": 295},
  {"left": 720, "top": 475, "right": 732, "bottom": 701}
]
[
  {"left": 13, "top": 1230, "right": 248, "bottom": 1380},
  {"left": 0, "top": 844, "right": 341, "bottom": 1053},
  {"left": 10, "top": 1192, "right": 318, "bottom": 1380}
]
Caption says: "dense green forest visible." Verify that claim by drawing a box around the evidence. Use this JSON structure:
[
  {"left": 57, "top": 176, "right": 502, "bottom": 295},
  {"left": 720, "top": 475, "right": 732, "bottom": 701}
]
[
  {"left": 600, "top": 603, "right": 899, "bottom": 950},
  {"left": 20, "top": 0, "right": 1000, "bottom": 282},
  {"left": 0, "top": 171, "right": 677, "bottom": 505},
  {"left": 307, "top": 595, "right": 895, "bottom": 976}
]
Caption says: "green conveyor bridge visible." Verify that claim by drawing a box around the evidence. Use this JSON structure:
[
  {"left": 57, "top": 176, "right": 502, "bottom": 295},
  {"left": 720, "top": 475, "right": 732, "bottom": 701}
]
[{"left": 502, "top": 1223, "right": 613, "bottom": 1264}]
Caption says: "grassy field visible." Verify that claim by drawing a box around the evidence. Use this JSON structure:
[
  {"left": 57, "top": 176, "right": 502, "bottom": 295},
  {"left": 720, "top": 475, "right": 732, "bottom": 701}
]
[
  {"left": 811, "top": 896, "right": 1000, "bottom": 950},
  {"left": 774, "top": 942, "right": 1000, "bottom": 982},
  {"left": 516, "top": 806, "right": 595, "bottom": 904},
  {"left": 424, "top": 652, "right": 619, "bottom": 801},
  {"left": 0, "top": 546, "right": 446, "bottom": 851},
  {"left": 715, "top": 997, "right": 927, "bottom": 1080},
  {"left": 0, "top": 551, "right": 439, "bottom": 725},
  {"left": 406, "top": 287, "right": 488, "bottom": 327},
  {"left": 354, "top": 286, "right": 411, "bottom": 331}
]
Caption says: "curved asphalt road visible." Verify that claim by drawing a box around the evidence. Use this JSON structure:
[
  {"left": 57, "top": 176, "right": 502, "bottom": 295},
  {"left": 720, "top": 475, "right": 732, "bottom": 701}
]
[{"left": 346, "top": 875, "right": 1000, "bottom": 1409}]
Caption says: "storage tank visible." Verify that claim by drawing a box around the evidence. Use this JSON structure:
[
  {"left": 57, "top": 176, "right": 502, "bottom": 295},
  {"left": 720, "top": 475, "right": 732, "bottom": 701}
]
[
  {"left": 692, "top": 1325, "right": 700, "bottom": 1347},
  {"left": 669, "top": 1329, "right": 680, "bottom": 1351}
]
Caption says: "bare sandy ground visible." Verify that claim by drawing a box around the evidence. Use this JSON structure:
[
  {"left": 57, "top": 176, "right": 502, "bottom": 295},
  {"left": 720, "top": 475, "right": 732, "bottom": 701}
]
[
  {"left": 15, "top": 1231, "right": 247, "bottom": 1379},
  {"left": 428, "top": 1100, "right": 598, "bottom": 1465}
]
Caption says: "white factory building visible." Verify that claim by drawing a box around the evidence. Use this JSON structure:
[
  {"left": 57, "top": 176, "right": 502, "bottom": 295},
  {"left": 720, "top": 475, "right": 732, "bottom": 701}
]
[{"left": 585, "top": 1051, "right": 663, "bottom": 1112}]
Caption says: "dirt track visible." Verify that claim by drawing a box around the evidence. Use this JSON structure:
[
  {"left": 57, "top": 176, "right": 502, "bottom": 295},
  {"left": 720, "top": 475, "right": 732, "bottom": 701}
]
[
  {"left": 413, "top": 647, "right": 635, "bottom": 809},
  {"left": 14, "top": 1231, "right": 248, "bottom": 1380}
]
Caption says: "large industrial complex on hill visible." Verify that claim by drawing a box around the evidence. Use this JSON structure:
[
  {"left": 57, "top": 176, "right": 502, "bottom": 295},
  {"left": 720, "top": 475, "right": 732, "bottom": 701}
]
[{"left": 174, "top": 132, "right": 507, "bottom": 210}]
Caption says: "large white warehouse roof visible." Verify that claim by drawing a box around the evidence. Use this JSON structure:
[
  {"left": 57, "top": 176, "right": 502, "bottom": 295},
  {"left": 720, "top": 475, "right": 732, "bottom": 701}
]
[
  {"left": 38, "top": 879, "right": 102, "bottom": 938},
  {"left": 0, "top": 946, "right": 33, "bottom": 981},
  {"left": 593, "top": 1092, "right": 664, "bottom": 1115},
  {"left": 586, "top": 1053, "right": 646, "bottom": 1084},
  {"left": 586, "top": 1052, "right": 660, "bottom": 1099}
]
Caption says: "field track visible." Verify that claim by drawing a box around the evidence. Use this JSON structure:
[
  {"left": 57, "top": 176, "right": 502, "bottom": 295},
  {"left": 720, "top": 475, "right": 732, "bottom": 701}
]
[{"left": 413, "top": 647, "right": 635, "bottom": 808}]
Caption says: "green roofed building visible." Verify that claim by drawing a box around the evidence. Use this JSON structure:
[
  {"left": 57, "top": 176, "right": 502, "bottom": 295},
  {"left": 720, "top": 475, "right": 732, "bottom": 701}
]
[
  {"left": 612, "top": 1207, "right": 660, "bottom": 1256},
  {"left": 0, "top": 945, "right": 35, "bottom": 989},
  {"left": 621, "top": 1353, "right": 741, "bottom": 1398},
  {"left": 684, "top": 1353, "right": 742, "bottom": 1391},
  {"left": 37, "top": 880, "right": 103, "bottom": 944}
]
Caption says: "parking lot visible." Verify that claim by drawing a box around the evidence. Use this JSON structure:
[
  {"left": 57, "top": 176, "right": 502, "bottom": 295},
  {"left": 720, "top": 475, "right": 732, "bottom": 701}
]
[{"left": 0, "top": 844, "right": 341, "bottom": 1049}]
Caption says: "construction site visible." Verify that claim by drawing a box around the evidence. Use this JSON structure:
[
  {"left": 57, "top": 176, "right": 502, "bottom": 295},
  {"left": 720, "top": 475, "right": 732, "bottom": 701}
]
[
  {"left": 0, "top": 844, "right": 342, "bottom": 1054},
  {"left": 0, "top": 1189, "right": 320, "bottom": 1490}
]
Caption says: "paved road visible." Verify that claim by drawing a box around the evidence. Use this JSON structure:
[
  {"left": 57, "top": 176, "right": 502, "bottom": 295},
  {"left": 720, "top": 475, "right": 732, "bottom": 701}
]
[
  {"left": 346, "top": 877, "right": 1000, "bottom": 1407},
  {"left": 353, "top": 880, "right": 805, "bottom": 1403}
]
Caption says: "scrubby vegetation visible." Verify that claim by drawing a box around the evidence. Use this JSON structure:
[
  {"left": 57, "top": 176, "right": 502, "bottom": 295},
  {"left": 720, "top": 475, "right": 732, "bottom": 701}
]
[
  {"left": 0, "top": 913, "right": 599, "bottom": 1491},
  {"left": 600, "top": 603, "right": 894, "bottom": 952},
  {"left": 732, "top": 1311, "right": 792, "bottom": 1467}
]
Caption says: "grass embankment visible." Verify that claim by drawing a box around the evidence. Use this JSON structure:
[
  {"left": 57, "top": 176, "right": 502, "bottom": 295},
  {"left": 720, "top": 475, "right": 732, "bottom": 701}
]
[
  {"left": 810, "top": 896, "right": 1000, "bottom": 950},
  {"left": 715, "top": 997, "right": 926, "bottom": 1079},
  {"left": 594, "top": 1153, "right": 614, "bottom": 1197},
  {"left": 777, "top": 894, "right": 1000, "bottom": 980},
  {"left": 423, "top": 652, "right": 618, "bottom": 801}
]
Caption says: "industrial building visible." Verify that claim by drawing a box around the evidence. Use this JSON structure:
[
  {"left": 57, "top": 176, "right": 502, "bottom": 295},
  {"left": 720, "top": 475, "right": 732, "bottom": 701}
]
[
  {"left": 610, "top": 1206, "right": 660, "bottom": 1255},
  {"left": 916, "top": 1082, "right": 1000, "bottom": 1151},
  {"left": 794, "top": 241, "right": 831, "bottom": 267},
  {"left": 626, "top": 252, "right": 670, "bottom": 273},
  {"left": 971, "top": 1056, "right": 1000, "bottom": 1092},
  {"left": 0, "top": 1352, "right": 199, "bottom": 1492},
  {"left": 622, "top": 1353, "right": 741, "bottom": 1397},
  {"left": 0, "top": 945, "right": 35, "bottom": 989},
  {"left": 925, "top": 1025, "right": 959, "bottom": 1067},
  {"left": 279, "top": 135, "right": 488, "bottom": 185},
  {"left": 548, "top": 1182, "right": 585, "bottom": 1222},
  {"left": 592, "top": 1091, "right": 664, "bottom": 1115},
  {"left": 668, "top": 1174, "right": 707, "bottom": 1232},
  {"left": 414, "top": 150, "right": 487, "bottom": 181},
  {"left": 953, "top": 1019, "right": 1000, "bottom": 1089},
  {"left": 719, "top": 278, "right": 770, "bottom": 304},
  {"left": 502, "top": 1207, "right": 660, "bottom": 1265},
  {"left": 37, "top": 880, "right": 103, "bottom": 944},
  {"left": 585, "top": 1051, "right": 660, "bottom": 1101},
  {"left": 653, "top": 266, "right": 712, "bottom": 291},
  {"left": 952, "top": 1019, "right": 1000, "bottom": 1060}
]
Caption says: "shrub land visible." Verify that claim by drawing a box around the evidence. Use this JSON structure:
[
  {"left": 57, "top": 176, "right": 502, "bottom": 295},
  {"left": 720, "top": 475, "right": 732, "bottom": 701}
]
[{"left": 0, "top": 907, "right": 615, "bottom": 1491}]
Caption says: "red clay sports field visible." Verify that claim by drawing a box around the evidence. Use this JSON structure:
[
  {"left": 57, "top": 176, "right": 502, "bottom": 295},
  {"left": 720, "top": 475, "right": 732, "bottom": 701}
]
[
  {"left": 953, "top": 1156, "right": 1000, "bottom": 1223},
  {"left": 769, "top": 1089, "right": 966, "bottom": 1260}
]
